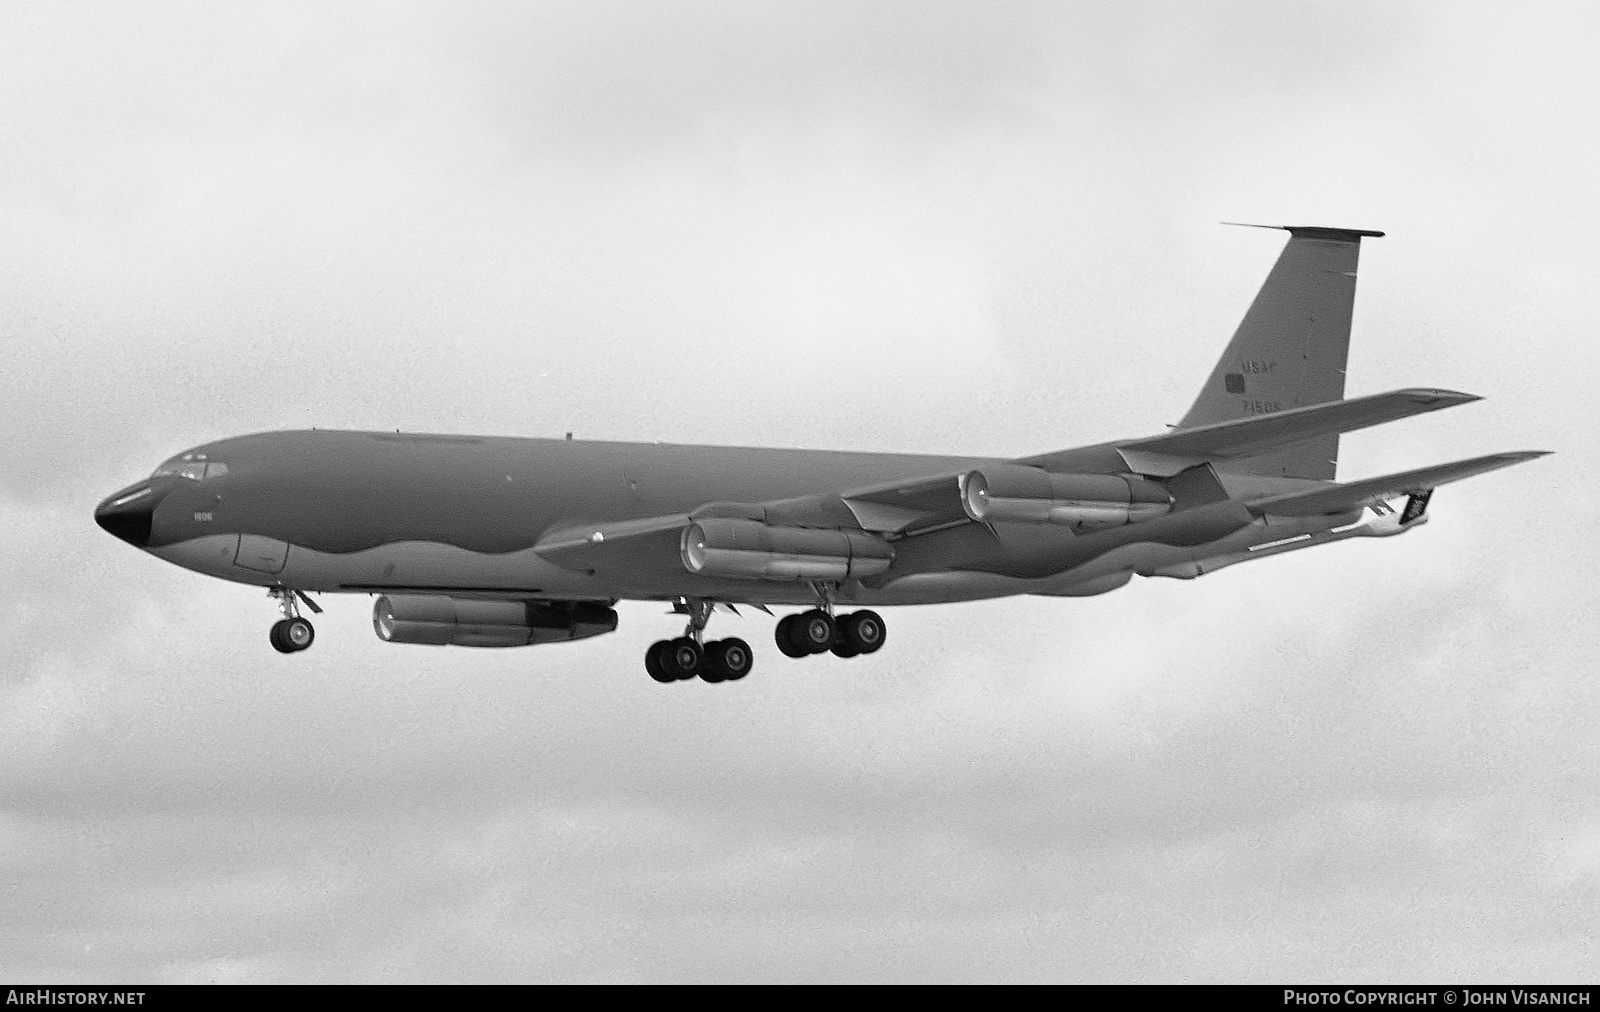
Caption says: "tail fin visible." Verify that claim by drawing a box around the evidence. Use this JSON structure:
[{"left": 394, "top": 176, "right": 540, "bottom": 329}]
[{"left": 1179, "top": 224, "right": 1384, "bottom": 479}]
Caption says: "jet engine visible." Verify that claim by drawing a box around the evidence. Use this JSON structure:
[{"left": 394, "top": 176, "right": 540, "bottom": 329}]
[
  {"left": 961, "top": 465, "right": 1172, "bottom": 531},
  {"left": 681, "top": 518, "right": 894, "bottom": 581},
  {"left": 372, "top": 595, "right": 618, "bottom": 647}
]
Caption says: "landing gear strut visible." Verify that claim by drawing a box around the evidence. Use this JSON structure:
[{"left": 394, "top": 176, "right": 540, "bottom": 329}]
[
  {"left": 268, "top": 587, "right": 317, "bottom": 654},
  {"left": 645, "top": 598, "right": 753, "bottom": 684}
]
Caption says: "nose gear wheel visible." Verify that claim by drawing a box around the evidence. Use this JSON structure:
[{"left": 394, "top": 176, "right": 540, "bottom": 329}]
[{"left": 267, "top": 588, "right": 316, "bottom": 654}]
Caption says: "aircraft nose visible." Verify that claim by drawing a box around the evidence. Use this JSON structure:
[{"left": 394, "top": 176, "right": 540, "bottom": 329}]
[{"left": 95, "top": 484, "right": 162, "bottom": 547}]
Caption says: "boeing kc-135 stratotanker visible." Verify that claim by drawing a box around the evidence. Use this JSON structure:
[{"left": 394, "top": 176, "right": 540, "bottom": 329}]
[{"left": 95, "top": 226, "right": 1547, "bottom": 683}]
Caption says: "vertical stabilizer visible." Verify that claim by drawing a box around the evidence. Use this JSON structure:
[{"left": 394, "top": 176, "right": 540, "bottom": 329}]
[{"left": 1178, "top": 225, "right": 1383, "bottom": 479}]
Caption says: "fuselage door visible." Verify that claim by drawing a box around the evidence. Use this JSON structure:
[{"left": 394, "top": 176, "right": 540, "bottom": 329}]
[{"left": 234, "top": 534, "right": 289, "bottom": 574}]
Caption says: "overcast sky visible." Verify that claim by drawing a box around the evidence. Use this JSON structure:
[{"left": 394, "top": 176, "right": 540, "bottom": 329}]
[{"left": 2, "top": 1, "right": 1596, "bottom": 983}]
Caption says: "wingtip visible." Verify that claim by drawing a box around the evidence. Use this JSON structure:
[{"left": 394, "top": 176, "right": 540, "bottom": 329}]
[
  {"left": 1396, "top": 387, "right": 1482, "bottom": 405},
  {"left": 1484, "top": 450, "right": 1554, "bottom": 467}
]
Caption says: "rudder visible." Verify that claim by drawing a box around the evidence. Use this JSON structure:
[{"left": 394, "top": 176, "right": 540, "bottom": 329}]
[{"left": 1178, "top": 224, "right": 1384, "bottom": 479}]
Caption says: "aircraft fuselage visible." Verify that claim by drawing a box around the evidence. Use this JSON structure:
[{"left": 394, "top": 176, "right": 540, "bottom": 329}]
[
  {"left": 92, "top": 226, "right": 1545, "bottom": 679},
  {"left": 98, "top": 429, "right": 1006, "bottom": 606},
  {"left": 95, "top": 426, "right": 1378, "bottom": 611}
]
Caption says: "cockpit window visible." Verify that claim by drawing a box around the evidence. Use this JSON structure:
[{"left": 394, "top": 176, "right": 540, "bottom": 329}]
[{"left": 153, "top": 458, "right": 228, "bottom": 481}]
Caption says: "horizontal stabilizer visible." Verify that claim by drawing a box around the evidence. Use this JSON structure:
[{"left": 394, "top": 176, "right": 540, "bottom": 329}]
[
  {"left": 1118, "top": 388, "right": 1480, "bottom": 476},
  {"left": 1246, "top": 451, "right": 1551, "bottom": 517},
  {"left": 1221, "top": 222, "right": 1386, "bottom": 240}
]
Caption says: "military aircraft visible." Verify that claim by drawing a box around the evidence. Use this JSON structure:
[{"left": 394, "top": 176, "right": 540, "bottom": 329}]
[{"left": 95, "top": 225, "right": 1546, "bottom": 683}]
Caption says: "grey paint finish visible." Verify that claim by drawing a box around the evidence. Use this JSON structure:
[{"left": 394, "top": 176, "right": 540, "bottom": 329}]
[
  {"left": 1178, "top": 226, "right": 1377, "bottom": 480},
  {"left": 121, "top": 427, "right": 1389, "bottom": 601},
  {"left": 141, "top": 428, "right": 1002, "bottom": 555},
  {"left": 124, "top": 427, "right": 1288, "bottom": 593},
  {"left": 235, "top": 534, "right": 288, "bottom": 574},
  {"left": 93, "top": 226, "right": 1550, "bottom": 632}
]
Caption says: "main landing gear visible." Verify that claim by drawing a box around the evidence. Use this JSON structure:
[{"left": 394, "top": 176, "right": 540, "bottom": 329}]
[
  {"left": 775, "top": 608, "right": 886, "bottom": 660},
  {"left": 642, "top": 593, "right": 886, "bottom": 684},
  {"left": 645, "top": 599, "right": 753, "bottom": 684},
  {"left": 268, "top": 586, "right": 320, "bottom": 654}
]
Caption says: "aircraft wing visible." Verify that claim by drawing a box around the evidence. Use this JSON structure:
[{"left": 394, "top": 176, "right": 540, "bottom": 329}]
[
  {"left": 1113, "top": 387, "right": 1480, "bottom": 476},
  {"left": 837, "top": 473, "right": 968, "bottom": 535},
  {"left": 536, "top": 471, "right": 976, "bottom": 581},
  {"left": 1245, "top": 450, "right": 1550, "bottom": 517},
  {"left": 534, "top": 514, "right": 692, "bottom": 576}
]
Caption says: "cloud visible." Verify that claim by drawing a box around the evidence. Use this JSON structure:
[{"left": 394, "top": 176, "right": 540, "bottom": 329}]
[{"left": 2, "top": 1, "right": 1595, "bottom": 983}]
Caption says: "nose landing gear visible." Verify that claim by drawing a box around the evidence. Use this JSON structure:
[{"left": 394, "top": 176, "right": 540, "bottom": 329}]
[{"left": 268, "top": 587, "right": 319, "bottom": 654}]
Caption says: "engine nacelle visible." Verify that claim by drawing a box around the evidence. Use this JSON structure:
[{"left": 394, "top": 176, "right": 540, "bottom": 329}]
[
  {"left": 681, "top": 518, "right": 894, "bottom": 581},
  {"left": 961, "top": 465, "right": 1171, "bottom": 531},
  {"left": 373, "top": 595, "right": 618, "bottom": 647}
]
